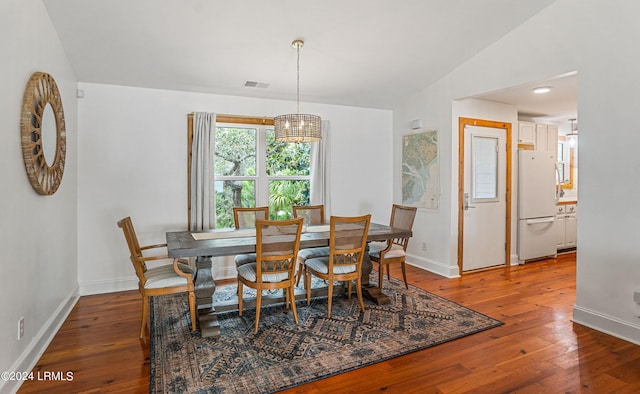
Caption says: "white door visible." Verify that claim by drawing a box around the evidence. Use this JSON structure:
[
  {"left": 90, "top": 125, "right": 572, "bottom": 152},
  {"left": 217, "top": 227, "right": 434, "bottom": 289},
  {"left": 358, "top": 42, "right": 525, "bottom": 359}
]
[{"left": 462, "top": 125, "right": 507, "bottom": 271}]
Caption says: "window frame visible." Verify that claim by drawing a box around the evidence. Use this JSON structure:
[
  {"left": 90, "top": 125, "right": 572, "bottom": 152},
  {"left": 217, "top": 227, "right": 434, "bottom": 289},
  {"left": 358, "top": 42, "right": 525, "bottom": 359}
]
[
  {"left": 214, "top": 123, "right": 312, "bottom": 212},
  {"left": 187, "top": 113, "right": 316, "bottom": 228}
]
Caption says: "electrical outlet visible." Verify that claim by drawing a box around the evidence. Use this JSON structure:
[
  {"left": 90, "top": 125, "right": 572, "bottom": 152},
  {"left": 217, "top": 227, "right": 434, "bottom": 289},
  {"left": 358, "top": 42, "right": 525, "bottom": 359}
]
[
  {"left": 18, "top": 317, "right": 24, "bottom": 340},
  {"left": 421, "top": 241, "right": 427, "bottom": 251}
]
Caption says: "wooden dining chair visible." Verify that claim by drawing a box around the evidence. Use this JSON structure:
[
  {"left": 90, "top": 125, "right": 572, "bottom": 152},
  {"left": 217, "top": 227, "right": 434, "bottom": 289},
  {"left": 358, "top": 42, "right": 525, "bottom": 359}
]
[
  {"left": 293, "top": 205, "right": 330, "bottom": 286},
  {"left": 368, "top": 204, "right": 417, "bottom": 289},
  {"left": 304, "top": 214, "right": 371, "bottom": 318},
  {"left": 117, "top": 217, "right": 196, "bottom": 338},
  {"left": 237, "top": 218, "right": 304, "bottom": 332}
]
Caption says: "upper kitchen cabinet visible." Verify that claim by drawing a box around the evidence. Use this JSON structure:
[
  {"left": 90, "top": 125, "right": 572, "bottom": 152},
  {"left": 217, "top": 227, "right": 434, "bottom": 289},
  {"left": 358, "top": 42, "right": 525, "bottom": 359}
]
[
  {"left": 536, "top": 124, "right": 558, "bottom": 153},
  {"left": 518, "top": 122, "right": 558, "bottom": 152},
  {"left": 518, "top": 122, "right": 536, "bottom": 145}
]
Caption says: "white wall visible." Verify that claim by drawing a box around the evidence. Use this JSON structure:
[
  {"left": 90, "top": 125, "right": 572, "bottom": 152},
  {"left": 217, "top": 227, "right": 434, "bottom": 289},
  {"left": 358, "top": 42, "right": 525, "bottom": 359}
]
[
  {"left": 0, "top": 1, "right": 78, "bottom": 392},
  {"left": 77, "top": 83, "right": 393, "bottom": 293},
  {"left": 394, "top": 0, "right": 640, "bottom": 344}
]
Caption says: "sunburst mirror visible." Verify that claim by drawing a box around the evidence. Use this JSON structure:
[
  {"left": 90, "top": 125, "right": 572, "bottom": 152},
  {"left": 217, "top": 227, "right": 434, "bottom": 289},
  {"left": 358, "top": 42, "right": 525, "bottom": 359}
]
[{"left": 20, "top": 72, "right": 66, "bottom": 195}]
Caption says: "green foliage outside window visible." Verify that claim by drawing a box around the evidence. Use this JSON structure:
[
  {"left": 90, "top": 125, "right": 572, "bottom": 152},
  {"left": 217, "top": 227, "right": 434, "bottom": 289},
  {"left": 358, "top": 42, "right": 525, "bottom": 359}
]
[{"left": 213, "top": 126, "right": 311, "bottom": 227}]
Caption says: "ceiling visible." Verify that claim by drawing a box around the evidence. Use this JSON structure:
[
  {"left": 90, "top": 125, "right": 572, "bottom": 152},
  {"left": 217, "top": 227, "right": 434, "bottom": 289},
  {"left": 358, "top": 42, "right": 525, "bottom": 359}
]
[
  {"left": 472, "top": 72, "right": 578, "bottom": 131},
  {"left": 43, "top": 0, "right": 560, "bottom": 111}
]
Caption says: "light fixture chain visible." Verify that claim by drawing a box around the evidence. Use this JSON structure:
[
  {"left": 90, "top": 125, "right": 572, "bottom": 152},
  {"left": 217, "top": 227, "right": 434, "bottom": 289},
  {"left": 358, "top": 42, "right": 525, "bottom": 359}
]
[{"left": 296, "top": 42, "right": 300, "bottom": 115}]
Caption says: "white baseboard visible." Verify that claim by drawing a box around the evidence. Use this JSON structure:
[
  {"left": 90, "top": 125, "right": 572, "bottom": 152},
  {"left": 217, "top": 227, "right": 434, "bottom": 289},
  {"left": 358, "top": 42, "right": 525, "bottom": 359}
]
[
  {"left": 406, "top": 254, "right": 459, "bottom": 278},
  {"left": 79, "top": 277, "right": 138, "bottom": 296},
  {"left": 2, "top": 287, "right": 79, "bottom": 394},
  {"left": 573, "top": 305, "right": 640, "bottom": 346}
]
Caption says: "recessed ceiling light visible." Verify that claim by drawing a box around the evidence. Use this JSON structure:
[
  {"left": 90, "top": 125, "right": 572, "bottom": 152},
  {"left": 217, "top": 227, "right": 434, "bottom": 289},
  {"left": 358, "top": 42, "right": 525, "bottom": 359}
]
[{"left": 532, "top": 86, "right": 551, "bottom": 94}]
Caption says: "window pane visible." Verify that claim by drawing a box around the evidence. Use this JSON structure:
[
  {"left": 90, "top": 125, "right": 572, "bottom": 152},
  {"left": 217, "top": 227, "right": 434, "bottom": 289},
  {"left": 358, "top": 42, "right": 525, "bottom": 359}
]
[
  {"left": 265, "top": 129, "right": 311, "bottom": 176},
  {"left": 214, "top": 180, "right": 255, "bottom": 228},
  {"left": 472, "top": 136, "right": 498, "bottom": 199},
  {"left": 268, "top": 180, "right": 310, "bottom": 219},
  {"left": 215, "top": 127, "right": 256, "bottom": 176}
]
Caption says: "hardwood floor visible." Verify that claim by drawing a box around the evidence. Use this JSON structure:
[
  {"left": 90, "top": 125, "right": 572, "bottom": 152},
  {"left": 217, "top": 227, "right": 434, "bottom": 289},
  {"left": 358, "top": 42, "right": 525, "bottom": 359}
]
[{"left": 18, "top": 253, "right": 640, "bottom": 393}]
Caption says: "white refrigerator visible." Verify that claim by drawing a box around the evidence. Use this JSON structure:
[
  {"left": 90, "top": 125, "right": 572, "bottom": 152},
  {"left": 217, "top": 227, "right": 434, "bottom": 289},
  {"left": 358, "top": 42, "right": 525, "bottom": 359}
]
[{"left": 518, "top": 150, "right": 557, "bottom": 261}]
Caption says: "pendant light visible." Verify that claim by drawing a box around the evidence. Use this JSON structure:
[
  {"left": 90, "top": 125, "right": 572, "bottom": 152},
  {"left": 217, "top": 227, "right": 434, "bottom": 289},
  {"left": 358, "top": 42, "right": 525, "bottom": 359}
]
[{"left": 274, "top": 40, "right": 321, "bottom": 143}]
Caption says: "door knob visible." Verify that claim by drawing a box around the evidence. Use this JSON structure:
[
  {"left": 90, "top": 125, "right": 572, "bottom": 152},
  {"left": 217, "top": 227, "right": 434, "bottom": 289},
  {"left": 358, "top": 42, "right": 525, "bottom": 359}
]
[{"left": 464, "top": 193, "right": 476, "bottom": 210}]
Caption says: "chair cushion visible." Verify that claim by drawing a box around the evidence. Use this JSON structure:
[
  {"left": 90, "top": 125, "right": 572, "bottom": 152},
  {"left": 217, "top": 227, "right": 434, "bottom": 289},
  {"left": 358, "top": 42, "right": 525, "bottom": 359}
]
[
  {"left": 144, "top": 265, "right": 189, "bottom": 289},
  {"left": 235, "top": 253, "right": 257, "bottom": 267},
  {"left": 297, "top": 246, "right": 330, "bottom": 262},
  {"left": 237, "top": 263, "right": 290, "bottom": 283},
  {"left": 369, "top": 243, "right": 406, "bottom": 259},
  {"left": 305, "top": 256, "right": 357, "bottom": 274},
  {"left": 367, "top": 241, "right": 388, "bottom": 254}
]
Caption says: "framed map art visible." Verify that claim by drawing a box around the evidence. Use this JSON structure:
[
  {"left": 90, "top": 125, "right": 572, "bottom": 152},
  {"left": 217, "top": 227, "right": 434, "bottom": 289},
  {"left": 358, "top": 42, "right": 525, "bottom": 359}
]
[{"left": 402, "top": 131, "right": 439, "bottom": 210}]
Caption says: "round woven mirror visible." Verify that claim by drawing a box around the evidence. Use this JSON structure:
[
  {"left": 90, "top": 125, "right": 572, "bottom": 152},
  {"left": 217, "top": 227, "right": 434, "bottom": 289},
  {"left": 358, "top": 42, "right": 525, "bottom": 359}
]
[{"left": 21, "top": 72, "right": 66, "bottom": 195}]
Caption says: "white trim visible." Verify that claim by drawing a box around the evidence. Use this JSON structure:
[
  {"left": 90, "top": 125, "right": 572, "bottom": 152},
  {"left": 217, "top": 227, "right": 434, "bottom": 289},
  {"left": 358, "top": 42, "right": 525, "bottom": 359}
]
[
  {"left": 2, "top": 287, "right": 79, "bottom": 394},
  {"left": 573, "top": 305, "right": 640, "bottom": 346},
  {"left": 79, "top": 277, "right": 138, "bottom": 296},
  {"left": 406, "top": 255, "right": 459, "bottom": 278}
]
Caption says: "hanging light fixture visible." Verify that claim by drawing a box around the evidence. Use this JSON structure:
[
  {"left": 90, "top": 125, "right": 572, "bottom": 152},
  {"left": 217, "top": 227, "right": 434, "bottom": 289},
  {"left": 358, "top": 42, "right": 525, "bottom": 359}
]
[
  {"left": 567, "top": 118, "right": 578, "bottom": 148},
  {"left": 274, "top": 39, "right": 321, "bottom": 143}
]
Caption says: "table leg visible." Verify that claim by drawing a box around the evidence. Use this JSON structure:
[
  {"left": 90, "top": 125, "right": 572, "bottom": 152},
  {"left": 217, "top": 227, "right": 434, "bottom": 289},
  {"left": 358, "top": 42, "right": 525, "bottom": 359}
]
[
  {"left": 361, "top": 243, "right": 391, "bottom": 305},
  {"left": 194, "top": 256, "right": 220, "bottom": 337}
]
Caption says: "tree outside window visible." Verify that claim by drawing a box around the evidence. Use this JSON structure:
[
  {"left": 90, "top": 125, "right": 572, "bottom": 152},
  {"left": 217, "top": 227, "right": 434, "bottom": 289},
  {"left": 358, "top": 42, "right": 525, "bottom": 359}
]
[{"left": 214, "top": 125, "right": 311, "bottom": 228}]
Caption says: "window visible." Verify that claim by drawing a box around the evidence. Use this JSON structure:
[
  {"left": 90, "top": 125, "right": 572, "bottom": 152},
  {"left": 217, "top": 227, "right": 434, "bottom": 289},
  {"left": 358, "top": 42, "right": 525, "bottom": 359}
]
[
  {"left": 557, "top": 139, "right": 569, "bottom": 184},
  {"left": 213, "top": 123, "right": 312, "bottom": 227},
  {"left": 471, "top": 135, "right": 498, "bottom": 200}
]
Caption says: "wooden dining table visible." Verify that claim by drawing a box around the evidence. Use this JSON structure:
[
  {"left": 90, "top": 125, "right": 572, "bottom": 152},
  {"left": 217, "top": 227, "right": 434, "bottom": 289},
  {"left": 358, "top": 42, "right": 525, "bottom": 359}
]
[{"left": 166, "top": 222, "right": 411, "bottom": 337}]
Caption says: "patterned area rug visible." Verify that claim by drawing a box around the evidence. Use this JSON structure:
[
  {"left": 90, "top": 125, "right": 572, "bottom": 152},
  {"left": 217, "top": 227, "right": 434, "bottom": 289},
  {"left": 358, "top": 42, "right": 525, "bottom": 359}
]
[{"left": 150, "top": 274, "right": 502, "bottom": 393}]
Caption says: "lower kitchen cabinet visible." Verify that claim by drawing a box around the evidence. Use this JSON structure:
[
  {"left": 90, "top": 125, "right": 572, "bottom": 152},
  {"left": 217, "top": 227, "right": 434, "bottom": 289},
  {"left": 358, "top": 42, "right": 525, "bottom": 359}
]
[{"left": 556, "top": 204, "right": 577, "bottom": 250}]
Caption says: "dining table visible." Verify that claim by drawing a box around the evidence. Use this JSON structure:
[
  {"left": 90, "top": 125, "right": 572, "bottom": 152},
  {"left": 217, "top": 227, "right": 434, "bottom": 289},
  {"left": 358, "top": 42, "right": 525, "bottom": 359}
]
[{"left": 166, "top": 222, "right": 412, "bottom": 337}]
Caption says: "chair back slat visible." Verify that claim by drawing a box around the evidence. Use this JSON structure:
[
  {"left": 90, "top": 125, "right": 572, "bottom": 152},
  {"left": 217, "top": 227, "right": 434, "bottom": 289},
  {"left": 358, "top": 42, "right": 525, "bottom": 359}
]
[
  {"left": 255, "top": 218, "right": 303, "bottom": 279},
  {"left": 234, "top": 206, "right": 269, "bottom": 229},
  {"left": 389, "top": 204, "right": 417, "bottom": 250},
  {"left": 330, "top": 215, "right": 371, "bottom": 269},
  {"left": 293, "top": 205, "right": 325, "bottom": 225},
  {"left": 391, "top": 204, "right": 417, "bottom": 231},
  {"left": 117, "top": 217, "right": 148, "bottom": 285}
]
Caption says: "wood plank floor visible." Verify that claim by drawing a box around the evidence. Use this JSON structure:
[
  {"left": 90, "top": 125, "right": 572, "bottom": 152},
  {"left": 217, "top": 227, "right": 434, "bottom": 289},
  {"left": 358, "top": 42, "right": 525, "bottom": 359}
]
[{"left": 18, "top": 252, "right": 640, "bottom": 393}]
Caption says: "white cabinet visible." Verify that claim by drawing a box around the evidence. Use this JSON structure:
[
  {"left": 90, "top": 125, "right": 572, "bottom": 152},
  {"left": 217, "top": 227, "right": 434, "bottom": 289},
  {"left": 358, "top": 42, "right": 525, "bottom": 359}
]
[
  {"left": 536, "top": 124, "right": 558, "bottom": 153},
  {"left": 519, "top": 122, "right": 558, "bottom": 152},
  {"left": 518, "top": 122, "right": 536, "bottom": 145},
  {"left": 556, "top": 204, "right": 577, "bottom": 250}
]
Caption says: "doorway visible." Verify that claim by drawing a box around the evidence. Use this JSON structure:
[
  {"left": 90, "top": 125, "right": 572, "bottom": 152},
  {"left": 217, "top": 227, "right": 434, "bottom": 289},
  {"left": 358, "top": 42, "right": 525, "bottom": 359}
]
[{"left": 457, "top": 117, "right": 512, "bottom": 274}]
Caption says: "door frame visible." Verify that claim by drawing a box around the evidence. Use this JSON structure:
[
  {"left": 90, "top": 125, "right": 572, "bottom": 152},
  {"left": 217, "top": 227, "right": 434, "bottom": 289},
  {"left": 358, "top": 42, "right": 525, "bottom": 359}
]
[{"left": 457, "top": 117, "right": 513, "bottom": 275}]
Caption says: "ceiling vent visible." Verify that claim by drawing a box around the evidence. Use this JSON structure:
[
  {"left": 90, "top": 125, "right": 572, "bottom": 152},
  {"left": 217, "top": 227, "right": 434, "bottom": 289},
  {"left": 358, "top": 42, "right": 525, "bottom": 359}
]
[{"left": 243, "top": 80, "right": 269, "bottom": 88}]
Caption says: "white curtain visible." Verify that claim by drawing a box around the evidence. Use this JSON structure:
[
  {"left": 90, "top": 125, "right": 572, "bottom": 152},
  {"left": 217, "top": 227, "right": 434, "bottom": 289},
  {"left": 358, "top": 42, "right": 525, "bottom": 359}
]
[
  {"left": 190, "top": 112, "right": 216, "bottom": 231},
  {"left": 310, "top": 120, "right": 331, "bottom": 216}
]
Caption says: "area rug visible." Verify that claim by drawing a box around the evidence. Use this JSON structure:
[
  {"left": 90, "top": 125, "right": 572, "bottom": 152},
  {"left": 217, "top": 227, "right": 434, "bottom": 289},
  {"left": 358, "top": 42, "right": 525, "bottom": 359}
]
[{"left": 149, "top": 274, "right": 502, "bottom": 393}]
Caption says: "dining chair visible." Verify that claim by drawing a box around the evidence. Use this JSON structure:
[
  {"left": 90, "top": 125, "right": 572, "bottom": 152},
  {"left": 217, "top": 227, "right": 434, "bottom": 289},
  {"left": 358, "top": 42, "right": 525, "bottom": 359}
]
[
  {"left": 293, "top": 205, "right": 330, "bottom": 286},
  {"left": 304, "top": 214, "right": 371, "bottom": 318},
  {"left": 368, "top": 204, "right": 417, "bottom": 289},
  {"left": 117, "top": 217, "right": 196, "bottom": 338},
  {"left": 232, "top": 206, "right": 270, "bottom": 268},
  {"left": 237, "top": 218, "right": 304, "bottom": 332}
]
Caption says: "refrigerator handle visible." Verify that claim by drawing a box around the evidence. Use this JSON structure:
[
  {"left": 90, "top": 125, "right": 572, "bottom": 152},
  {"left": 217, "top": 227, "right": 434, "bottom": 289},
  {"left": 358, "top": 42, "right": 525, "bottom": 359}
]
[{"left": 525, "top": 217, "right": 555, "bottom": 224}]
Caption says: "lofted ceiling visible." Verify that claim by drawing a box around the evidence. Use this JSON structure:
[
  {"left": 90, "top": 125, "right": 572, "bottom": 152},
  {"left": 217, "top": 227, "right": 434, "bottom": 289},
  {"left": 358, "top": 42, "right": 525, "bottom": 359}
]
[{"left": 43, "top": 0, "right": 560, "bottom": 111}]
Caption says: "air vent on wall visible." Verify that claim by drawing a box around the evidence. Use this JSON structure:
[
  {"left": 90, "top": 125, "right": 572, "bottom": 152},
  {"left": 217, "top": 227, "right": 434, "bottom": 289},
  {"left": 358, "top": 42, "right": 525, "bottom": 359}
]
[{"left": 243, "top": 80, "right": 269, "bottom": 88}]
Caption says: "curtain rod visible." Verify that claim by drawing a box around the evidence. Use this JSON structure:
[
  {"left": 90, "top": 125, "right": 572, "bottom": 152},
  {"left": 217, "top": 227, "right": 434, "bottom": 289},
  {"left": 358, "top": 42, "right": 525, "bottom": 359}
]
[{"left": 188, "top": 113, "right": 274, "bottom": 124}]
